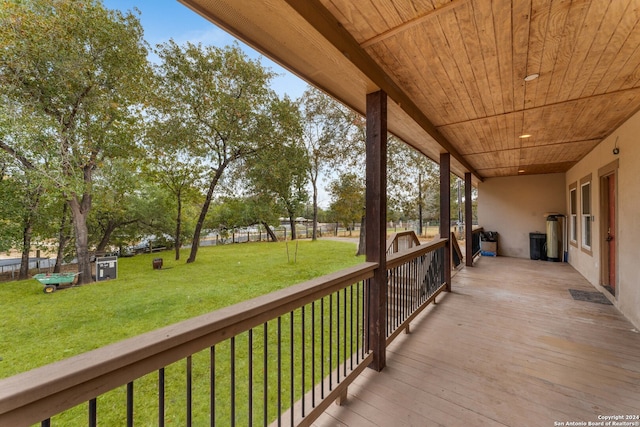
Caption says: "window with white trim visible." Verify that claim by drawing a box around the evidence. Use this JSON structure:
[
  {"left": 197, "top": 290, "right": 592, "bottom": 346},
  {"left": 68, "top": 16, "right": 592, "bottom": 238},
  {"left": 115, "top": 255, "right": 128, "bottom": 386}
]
[
  {"left": 569, "top": 184, "right": 577, "bottom": 246},
  {"left": 581, "top": 179, "right": 591, "bottom": 251}
]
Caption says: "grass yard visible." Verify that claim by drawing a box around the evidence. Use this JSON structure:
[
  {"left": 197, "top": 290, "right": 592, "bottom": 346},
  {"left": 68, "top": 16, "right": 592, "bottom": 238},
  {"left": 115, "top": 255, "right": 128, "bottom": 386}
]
[{"left": 0, "top": 239, "right": 362, "bottom": 380}]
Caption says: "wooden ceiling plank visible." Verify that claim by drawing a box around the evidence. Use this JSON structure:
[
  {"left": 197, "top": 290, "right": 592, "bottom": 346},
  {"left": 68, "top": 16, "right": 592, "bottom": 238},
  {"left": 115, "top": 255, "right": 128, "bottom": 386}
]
[
  {"left": 472, "top": 1, "right": 506, "bottom": 115},
  {"left": 391, "top": 0, "right": 437, "bottom": 22},
  {"left": 360, "top": 0, "right": 470, "bottom": 48},
  {"left": 282, "top": 0, "right": 482, "bottom": 179},
  {"left": 533, "top": 0, "right": 570, "bottom": 108},
  {"left": 376, "top": 31, "right": 459, "bottom": 125},
  {"left": 441, "top": 4, "right": 489, "bottom": 119},
  {"left": 525, "top": 0, "right": 552, "bottom": 109},
  {"left": 323, "top": 0, "right": 379, "bottom": 42},
  {"left": 512, "top": 0, "right": 533, "bottom": 111},
  {"left": 558, "top": 0, "right": 608, "bottom": 102},
  {"left": 592, "top": 0, "right": 640, "bottom": 95},
  {"left": 493, "top": 0, "right": 515, "bottom": 112},
  {"left": 541, "top": 2, "right": 582, "bottom": 104},
  {"left": 603, "top": 16, "right": 640, "bottom": 93},
  {"left": 580, "top": 0, "right": 634, "bottom": 96},
  {"left": 426, "top": 14, "right": 480, "bottom": 121},
  {"left": 545, "top": 0, "right": 591, "bottom": 104},
  {"left": 455, "top": 1, "right": 497, "bottom": 118}
]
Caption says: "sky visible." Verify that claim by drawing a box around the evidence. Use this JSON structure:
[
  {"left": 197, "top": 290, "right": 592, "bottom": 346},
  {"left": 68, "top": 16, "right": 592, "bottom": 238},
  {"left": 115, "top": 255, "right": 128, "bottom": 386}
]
[{"left": 102, "top": 0, "right": 309, "bottom": 100}]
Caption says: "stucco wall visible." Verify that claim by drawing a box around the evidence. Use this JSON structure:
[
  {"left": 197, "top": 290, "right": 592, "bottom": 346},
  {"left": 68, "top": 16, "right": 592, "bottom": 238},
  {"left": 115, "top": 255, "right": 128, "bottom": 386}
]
[
  {"left": 566, "top": 109, "right": 640, "bottom": 329},
  {"left": 477, "top": 174, "right": 566, "bottom": 259}
]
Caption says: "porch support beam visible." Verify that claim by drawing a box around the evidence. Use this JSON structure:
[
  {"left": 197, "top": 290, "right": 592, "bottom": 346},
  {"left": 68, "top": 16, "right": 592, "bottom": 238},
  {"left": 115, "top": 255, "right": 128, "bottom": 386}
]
[
  {"left": 365, "top": 90, "right": 387, "bottom": 372},
  {"left": 440, "top": 153, "right": 452, "bottom": 291},
  {"left": 465, "top": 172, "right": 473, "bottom": 267}
]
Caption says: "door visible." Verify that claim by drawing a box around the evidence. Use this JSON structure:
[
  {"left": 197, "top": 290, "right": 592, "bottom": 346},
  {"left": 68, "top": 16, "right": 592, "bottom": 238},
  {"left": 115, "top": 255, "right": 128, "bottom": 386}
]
[
  {"left": 606, "top": 174, "right": 616, "bottom": 293},
  {"left": 601, "top": 173, "right": 616, "bottom": 295}
]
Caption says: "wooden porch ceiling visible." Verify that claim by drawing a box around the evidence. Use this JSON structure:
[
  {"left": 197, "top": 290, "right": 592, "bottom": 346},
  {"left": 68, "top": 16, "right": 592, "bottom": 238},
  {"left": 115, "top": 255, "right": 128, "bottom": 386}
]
[{"left": 180, "top": 0, "right": 640, "bottom": 182}]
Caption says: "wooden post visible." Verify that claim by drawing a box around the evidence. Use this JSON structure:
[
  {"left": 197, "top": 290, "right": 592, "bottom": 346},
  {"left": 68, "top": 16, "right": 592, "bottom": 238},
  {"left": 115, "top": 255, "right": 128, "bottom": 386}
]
[
  {"left": 465, "top": 172, "right": 474, "bottom": 267},
  {"left": 366, "top": 90, "right": 387, "bottom": 372},
  {"left": 440, "top": 153, "right": 452, "bottom": 291}
]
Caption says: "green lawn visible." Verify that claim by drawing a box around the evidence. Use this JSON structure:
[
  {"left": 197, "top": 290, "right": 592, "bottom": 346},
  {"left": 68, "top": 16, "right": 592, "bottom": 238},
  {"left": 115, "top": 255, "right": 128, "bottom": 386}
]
[{"left": 0, "top": 239, "right": 362, "bottom": 379}]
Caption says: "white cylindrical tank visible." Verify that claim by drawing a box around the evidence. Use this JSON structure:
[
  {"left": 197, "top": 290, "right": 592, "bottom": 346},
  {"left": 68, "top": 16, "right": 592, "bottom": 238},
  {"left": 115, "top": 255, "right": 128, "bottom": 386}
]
[{"left": 546, "top": 216, "right": 559, "bottom": 261}]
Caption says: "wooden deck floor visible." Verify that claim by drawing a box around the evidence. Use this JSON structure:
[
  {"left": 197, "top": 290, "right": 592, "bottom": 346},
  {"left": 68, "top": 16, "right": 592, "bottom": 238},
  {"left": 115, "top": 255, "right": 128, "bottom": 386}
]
[{"left": 314, "top": 256, "right": 640, "bottom": 426}]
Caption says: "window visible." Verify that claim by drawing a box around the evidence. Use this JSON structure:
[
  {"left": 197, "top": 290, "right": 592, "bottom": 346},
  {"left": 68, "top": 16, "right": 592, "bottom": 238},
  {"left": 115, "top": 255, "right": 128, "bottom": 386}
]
[
  {"left": 580, "top": 174, "right": 592, "bottom": 253},
  {"left": 569, "top": 183, "right": 577, "bottom": 246}
]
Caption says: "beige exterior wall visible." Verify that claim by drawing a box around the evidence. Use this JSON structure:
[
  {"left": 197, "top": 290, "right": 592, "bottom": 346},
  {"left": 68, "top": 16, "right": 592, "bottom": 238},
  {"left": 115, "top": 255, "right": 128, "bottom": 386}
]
[
  {"left": 566, "top": 109, "right": 640, "bottom": 329},
  {"left": 477, "top": 174, "right": 566, "bottom": 259}
]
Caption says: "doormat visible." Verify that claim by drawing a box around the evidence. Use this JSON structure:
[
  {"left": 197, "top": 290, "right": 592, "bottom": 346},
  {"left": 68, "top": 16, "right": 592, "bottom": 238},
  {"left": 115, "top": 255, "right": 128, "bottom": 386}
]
[{"left": 568, "top": 289, "right": 613, "bottom": 305}]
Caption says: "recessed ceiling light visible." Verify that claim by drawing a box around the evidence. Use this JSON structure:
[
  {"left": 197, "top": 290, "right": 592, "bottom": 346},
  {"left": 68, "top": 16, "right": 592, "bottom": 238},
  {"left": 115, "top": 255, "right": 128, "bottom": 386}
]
[
  {"left": 524, "top": 73, "right": 539, "bottom": 82},
  {"left": 519, "top": 134, "right": 532, "bottom": 139},
  {"left": 518, "top": 169, "right": 525, "bottom": 173}
]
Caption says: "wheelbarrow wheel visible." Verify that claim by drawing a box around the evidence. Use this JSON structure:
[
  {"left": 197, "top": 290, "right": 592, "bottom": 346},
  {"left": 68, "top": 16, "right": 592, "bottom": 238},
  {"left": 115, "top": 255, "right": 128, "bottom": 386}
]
[{"left": 43, "top": 284, "right": 57, "bottom": 294}]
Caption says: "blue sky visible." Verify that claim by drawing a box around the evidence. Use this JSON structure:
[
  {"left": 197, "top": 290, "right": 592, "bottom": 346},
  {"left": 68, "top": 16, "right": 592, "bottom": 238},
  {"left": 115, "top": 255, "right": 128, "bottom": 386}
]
[{"left": 102, "top": 0, "right": 308, "bottom": 100}]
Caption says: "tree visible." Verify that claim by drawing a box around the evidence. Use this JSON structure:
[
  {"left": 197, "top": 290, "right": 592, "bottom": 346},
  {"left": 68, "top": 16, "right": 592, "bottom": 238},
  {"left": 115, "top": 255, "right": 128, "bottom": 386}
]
[
  {"left": 328, "top": 172, "right": 365, "bottom": 237},
  {"left": 387, "top": 136, "right": 439, "bottom": 235},
  {"left": 0, "top": 0, "right": 151, "bottom": 284},
  {"left": 153, "top": 41, "right": 282, "bottom": 263},
  {"left": 149, "top": 154, "right": 202, "bottom": 260},
  {"left": 300, "top": 88, "right": 360, "bottom": 240},
  {"left": 245, "top": 97, "right": 308, "bottom": 240}
]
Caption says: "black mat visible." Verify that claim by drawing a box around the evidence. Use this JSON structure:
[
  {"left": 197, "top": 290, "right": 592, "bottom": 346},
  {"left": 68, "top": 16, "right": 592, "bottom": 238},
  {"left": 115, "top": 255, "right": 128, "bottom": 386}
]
[{"left": 569, "top": 289, "right": 613, "bottom": 305}]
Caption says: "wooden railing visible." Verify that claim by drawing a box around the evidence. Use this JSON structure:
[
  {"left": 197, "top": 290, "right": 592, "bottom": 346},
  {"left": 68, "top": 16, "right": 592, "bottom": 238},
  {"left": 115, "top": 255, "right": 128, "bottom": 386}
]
[
  {"left": 386, "top": 230, "right": 421, "bottom": 256},
  {"left": 0, "top": 236, "right": 450, "bottom": 427},
  {"left": 471, "top": 227, "right": 484, "bottom": 261},
  {"left": 0, "top": 263, "right": 376, "bottom": 427},
  {"left": 385, "top": 238, "right": 447, "bottom": 343}
]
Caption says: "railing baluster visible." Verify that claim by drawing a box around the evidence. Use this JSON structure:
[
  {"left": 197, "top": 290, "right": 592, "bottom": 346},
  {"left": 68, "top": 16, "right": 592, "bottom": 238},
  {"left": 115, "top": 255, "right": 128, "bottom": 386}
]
[
  {"left": 248, "top": 329, "right": 253, "bottom": 427},
  {"left": 329, "top": 293, "right": 333, "bottom": 391},
  {"left": 187, "top": 355, "right": 192, "bottom": 427},
  {"left": 311, "top": 301, "right": 316, "bottom": 408},
  {"left": 210, "top": 345, "right": 215, "bottom": 427},
  {"left": 336, "top": 289, "right": 340, "bottom": 384},
  {"left": 320, "top": 297, "right": 325, "bottom": 399},
  {"left": 88, "top": 398, "right": 97, "bottom": 427},
  {"left": 343, "top": 287, "right": 347, "bottom": 377},
  {"left": 230, "top": 337, "right": 235, "bottom": 427},
  {"left": 350, "top": 284, "right": 354, "bottom": 370},
  {"left": 263, "top": 323, "right": 268, "bottom": 427},
  {"left": 126, "top": 381, "right": 133, "bottom": 427},
  {"left": 301, "top": 305, "right": 306, "bottom": 417},
  {"left": 277, "top": 316, "right": 282, "bottom": 426},
  {"left": 290, "top": 311, "right": 294, "bottom": 426},
  {"left": 159, "top": 368, "right": 165, "bottom": 427}
]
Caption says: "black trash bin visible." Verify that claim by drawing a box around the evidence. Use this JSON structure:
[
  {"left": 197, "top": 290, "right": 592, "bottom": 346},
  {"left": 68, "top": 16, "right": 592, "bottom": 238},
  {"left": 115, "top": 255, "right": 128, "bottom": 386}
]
[{"left": 529, "top": 232, "right": 547, "bottom": 260}]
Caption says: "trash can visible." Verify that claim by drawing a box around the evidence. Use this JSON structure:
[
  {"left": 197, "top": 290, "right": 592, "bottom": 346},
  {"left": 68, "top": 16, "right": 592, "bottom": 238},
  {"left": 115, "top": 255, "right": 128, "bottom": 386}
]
[
  {"left": 153, "top": 258, "right": 163, "bottom": 270},
  {"left": 529, "top": 232, "right": 547, "bottom": 260}
]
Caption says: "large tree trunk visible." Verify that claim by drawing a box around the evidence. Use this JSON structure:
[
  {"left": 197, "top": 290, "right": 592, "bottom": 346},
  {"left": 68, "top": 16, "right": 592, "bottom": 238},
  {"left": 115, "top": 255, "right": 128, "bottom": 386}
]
[
  {"left": 262, "top": 221, "right": 278, "bottom": 242},
  {"left": 187, "top": 166, "right": 226, "bottom": 264},
  {"left": 68, "top": 197, "right": 93, "bottom": 285},
  {"left": 288, "top": 215, "right": 297, "bottom": 240},
  {"left": 311, "top": 178, "right": 318, "bottom": 240},
  {"left": 19, "top": 222, "right": 33, "bottom": 280},
  {"left": 356, "top": 215, "right": 366, "bottom": 256},
  {"left": 95, "top": 221, "right": 117, "bottom": 253},
  {"left": 54, "top": 203, "right": 71, "bottom": 273},
  {"left": 175, "top": 190, "right": 182, "bottom": 261}
]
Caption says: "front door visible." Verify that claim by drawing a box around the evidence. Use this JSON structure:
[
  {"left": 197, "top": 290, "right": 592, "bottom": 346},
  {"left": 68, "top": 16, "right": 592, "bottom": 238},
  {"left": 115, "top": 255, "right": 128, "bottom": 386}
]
[{"left": 602, "top": 173, "right": 616, "bottom": 295}]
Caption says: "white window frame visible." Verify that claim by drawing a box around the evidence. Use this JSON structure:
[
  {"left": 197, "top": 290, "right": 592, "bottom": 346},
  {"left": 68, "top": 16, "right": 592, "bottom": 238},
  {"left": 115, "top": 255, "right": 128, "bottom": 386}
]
[
  {"left": 580, "top": 174, "right": 592, "bottom": 254},
  {"left": 569, "top": 183, "right": 577, "bottom": 247}
]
